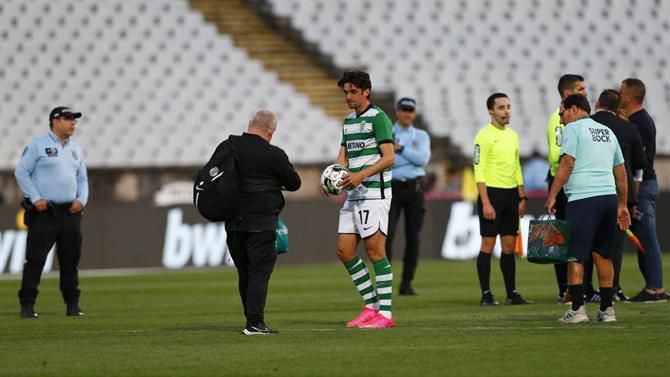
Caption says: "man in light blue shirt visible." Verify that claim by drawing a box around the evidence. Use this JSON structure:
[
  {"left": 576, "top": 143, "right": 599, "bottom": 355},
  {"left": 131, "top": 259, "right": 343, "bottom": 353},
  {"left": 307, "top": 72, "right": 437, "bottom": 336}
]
[
  {"left": 14, "top": 106, "right": 89, "bottom": 318},
  {"left": 386, "top": 97, "right": 431, "bottom": 295},
  {"left": 546, "top": 95, "right": 630, "bottom": 324}
]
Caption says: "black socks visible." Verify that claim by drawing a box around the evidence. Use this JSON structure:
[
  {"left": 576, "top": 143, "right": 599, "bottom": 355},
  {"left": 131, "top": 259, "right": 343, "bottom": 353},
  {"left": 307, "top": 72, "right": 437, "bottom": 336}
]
[
  {"left": 569, "top": 284, "right": 585, "bottom": 311},
  {"left": 500, "top": 253, "right": 516, "bottom": 298},
  {"left": 599, "top": 287, "right": 613, "bottom": 311},
  {"left": 477, "top": 252, "right": 491, "bottom": 294}
]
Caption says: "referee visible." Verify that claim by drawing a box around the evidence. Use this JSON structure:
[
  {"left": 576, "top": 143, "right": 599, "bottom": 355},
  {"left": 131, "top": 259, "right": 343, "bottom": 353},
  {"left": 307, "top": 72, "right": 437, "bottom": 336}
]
[
  {"left": 385, "top": 97, "right": 431, "bottom": 296},
  {"left": 14, "top": 106, "right": 89, "bottom": 318},
  {"left": 474, "top": 93, "right": 532, "bottom": 306}
]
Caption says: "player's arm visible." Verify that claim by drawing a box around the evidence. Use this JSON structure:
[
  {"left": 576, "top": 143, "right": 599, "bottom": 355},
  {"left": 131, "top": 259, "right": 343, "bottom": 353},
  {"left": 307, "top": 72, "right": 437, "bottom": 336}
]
[
  {"left": 614, "top": 163, "right": 631, "bottom": 230},
  {"left": 474, "top": 134, "right": 495, "bottom": 220},
  {"left": 514, "top": 133, "right": 526, "bottom": 217},
  {"left": 545, "top": 154, "right": 574, "bottom": 214},
  {"left": 335, "top": 145, "right": 348, "bottom": 167},
  {"left": 546, "top": 124, "right": 575, "bottom": 214},
  {"left": 546, "top": 113, "right": 562, "bottom": 174},
  {"left": 342, "top": 143, "right": 395, "bottom": 188},
  {"left": 612, "top": 141, "right": 631, "bottom": 229}
]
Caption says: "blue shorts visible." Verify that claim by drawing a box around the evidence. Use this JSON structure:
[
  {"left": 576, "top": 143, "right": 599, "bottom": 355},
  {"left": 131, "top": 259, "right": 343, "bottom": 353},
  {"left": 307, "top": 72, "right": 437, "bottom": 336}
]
[{"left": 565, "top": 194, "right": 618, "bottom": 261}]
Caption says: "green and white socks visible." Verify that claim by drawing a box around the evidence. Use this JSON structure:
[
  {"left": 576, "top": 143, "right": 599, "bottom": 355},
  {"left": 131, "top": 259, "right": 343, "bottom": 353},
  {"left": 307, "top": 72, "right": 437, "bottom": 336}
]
[
  {"left": 343, "top": 256, "right": 393, "bottom": 319},
  {"left": 373, "top": 258, "right": 393, "bottom": 319},
  {"left": 344, "top": 256, "right": 379, "bottom": 309}
]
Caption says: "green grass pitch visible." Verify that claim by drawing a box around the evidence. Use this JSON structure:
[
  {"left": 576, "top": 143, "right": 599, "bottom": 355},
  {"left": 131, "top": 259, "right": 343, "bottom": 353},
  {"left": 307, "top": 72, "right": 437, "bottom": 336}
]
[{"left": 1, "top": 254, "right": 668, "bottom": 376}]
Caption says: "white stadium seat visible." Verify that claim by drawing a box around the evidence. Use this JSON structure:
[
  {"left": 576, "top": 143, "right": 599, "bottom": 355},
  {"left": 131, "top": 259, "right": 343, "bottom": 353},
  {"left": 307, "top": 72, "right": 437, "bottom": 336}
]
[
  {"left": 267, "top": 0, "right": 670, "bottom": 156},
  {"left": 0, "top": 0, "right": 341, "bottom": 169}
]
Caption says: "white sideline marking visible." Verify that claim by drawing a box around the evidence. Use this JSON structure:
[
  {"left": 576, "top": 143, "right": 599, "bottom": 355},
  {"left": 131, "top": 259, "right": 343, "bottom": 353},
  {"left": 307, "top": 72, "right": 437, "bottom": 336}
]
[{"left": 0, "top": 266, "right": 235, "bottom": 280}]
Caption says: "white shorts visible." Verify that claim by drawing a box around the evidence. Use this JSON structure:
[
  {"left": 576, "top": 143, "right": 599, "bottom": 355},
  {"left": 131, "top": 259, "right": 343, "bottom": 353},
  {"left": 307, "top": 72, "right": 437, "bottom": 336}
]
[{"left": 338, "top": 199, "right": 391, "bottom": 239}]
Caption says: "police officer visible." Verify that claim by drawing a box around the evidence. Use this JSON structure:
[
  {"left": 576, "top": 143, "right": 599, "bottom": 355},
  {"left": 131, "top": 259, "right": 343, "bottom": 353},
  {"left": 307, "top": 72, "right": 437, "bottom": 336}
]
[
  {"left": 474, "top": 93, "right": 532, "bottom": 306},
  {"left": 14, "top": 106, "right": 89, "bottom": 318},
  {"left": 385, "top": 97, "right": 431, "bottom": 295}
]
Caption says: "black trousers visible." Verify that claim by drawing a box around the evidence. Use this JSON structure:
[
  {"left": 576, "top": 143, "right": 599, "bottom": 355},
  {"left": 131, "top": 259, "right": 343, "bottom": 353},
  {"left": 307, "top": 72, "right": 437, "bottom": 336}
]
[
  {"left": 226, "top": 230, "right": 277, "bottom": 326},
  {"left": 385, "top": 179, "right": 426, "bottom": 283},
  {"left": 18, "top": 207, "right": 82, "bottom": 305}
]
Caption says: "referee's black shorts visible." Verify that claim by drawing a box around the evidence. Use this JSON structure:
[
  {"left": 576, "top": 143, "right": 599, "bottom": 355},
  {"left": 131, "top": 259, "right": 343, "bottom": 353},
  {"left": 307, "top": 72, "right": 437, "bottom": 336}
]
[
  {"left": 477, "top": 187, "right": 519, "bottom": 237},
  {"left": 566, "top": 194, "right": 618, "bottom": 261}
]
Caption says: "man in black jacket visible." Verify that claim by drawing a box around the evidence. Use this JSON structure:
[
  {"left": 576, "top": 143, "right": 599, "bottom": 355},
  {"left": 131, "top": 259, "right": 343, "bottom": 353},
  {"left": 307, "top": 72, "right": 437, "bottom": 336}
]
[
  {"left": 620, "top": 78, "right": 667, "bottom": 302},
  {"left": 225, "top": 110, "right": 301, "bottom": 335},
  {"left": 591, "top": 89, "right": 646, "bottom": 301}
]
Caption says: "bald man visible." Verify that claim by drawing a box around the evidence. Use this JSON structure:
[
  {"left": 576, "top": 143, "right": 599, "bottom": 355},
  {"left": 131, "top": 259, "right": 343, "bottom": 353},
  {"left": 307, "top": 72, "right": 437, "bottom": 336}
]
[{"left": 224, "top": 110, "right": 302, "bottom": 335}]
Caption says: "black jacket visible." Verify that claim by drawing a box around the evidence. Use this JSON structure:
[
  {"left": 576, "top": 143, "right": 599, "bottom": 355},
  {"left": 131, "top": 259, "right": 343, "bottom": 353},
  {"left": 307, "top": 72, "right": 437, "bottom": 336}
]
[
  {"left": 591, "top": 111, "right": 646, "bottom": 204},
  {"left": 628, "top": 109, "right": 657, "bottom": 181},
  {"left": 225, "top": 133, "right": 301, "bottom": 232}
]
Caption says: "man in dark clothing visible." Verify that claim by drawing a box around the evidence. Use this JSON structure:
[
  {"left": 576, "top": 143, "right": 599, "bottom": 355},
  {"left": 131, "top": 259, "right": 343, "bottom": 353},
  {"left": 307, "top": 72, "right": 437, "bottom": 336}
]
[
  {"left": 225, "top": 110, "right": 301, "bottom": 335},
  {"left": 619, "top": 78, "right": 667, "bottom": 302},
  {"left": 591, "top": 89, "right": 646, "bottom": 301}
]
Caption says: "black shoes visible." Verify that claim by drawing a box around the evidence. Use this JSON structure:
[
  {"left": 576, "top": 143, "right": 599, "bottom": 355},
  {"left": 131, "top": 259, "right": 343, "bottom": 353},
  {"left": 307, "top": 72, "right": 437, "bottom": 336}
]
[
  {"left": 242, "top": 323, "right": 278, "bottom": 335},
  {"left": 66, "top": 304, "right": 85, "bottom": 316},
  {"left": 20, "top": 304, "right": 38, "bottom": 319},
  {"left": 506, "top": 293, "right": 534, "bottom": 305},
  {"left": 630, "top": 290, "right": 666, "bottom": 303},
  {"left": 399, "top": 282, "right": 418, "bottom": 296},
  {"left": 614, "top": 289, "right": 630, "bottom": 302},
  {"left": 480, "top": 292, "right": 499, "bottom": 306}
]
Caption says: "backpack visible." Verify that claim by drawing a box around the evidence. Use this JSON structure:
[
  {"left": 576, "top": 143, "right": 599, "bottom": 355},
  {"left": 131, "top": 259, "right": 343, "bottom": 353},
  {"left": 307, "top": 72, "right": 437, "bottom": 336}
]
[{"left": 193, "top": 136, "right": 241, "bottom": 222}]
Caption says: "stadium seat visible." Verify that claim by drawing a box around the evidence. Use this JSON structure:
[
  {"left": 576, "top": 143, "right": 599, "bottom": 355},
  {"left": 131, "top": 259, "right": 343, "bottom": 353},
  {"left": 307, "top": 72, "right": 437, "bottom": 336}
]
[
  {"left": 267, "top": 0, "right": 670, "bottom": 156},
  {"left": 0, "top": 0, "right": 341, "bottom": 169}
]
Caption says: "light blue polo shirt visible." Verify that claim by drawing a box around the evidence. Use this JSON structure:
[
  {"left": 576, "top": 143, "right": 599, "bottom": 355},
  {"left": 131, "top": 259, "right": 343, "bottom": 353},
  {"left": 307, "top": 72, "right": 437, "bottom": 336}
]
[
  {"left": 392, "top": 124, "right": 431, "bottom": 180},
  {"left": 561, "top": 117, "right": 624, "bottom": 202},
  {"left": 15, "top": 131, "right": 89, "bottom": 205}
]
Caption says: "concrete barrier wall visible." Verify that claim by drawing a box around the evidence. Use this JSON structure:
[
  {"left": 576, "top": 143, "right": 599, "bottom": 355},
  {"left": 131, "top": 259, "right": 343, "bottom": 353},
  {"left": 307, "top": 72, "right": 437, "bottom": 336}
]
[{"left": 1, "top": 195, "right": 668, "bottom": 274}]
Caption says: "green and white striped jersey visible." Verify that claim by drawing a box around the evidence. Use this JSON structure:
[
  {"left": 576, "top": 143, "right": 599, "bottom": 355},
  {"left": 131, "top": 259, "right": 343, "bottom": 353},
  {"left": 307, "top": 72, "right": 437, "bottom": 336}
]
[{"left": 341, "top": 104, "right": 394, "bottom": 201}]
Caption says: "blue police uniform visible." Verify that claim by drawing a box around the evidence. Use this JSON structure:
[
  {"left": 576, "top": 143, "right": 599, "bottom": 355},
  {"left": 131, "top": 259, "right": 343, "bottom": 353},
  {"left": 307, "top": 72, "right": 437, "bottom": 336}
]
[
  {"left": 14, "top": 107, "right": 88, "bottom": 318},
  {"left": 15, "top": 131, "right": 89, "bottom": 205},
  {"left": 385, "top": 98, "right": 431, "bottom": 294}
]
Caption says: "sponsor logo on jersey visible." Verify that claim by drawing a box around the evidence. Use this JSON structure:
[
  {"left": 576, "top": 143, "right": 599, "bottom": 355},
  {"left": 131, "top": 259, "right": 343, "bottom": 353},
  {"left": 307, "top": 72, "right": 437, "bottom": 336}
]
[
  {"left": 474, "top": 144, "right": 481, "bottom": 164},
  {"left": 347, "top": 141, "right": 367, "bottom": 151}
]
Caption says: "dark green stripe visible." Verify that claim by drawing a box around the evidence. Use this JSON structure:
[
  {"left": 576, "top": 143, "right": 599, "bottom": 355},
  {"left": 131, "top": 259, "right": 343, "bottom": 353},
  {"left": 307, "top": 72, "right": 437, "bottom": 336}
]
[
  {"left": 360, "top": 286, "right": 375, "bottom": 296},
  {"left": 365, "top": 296, "right": 380, "bottom": 304},
  {"left": 348, "top": 261, "right": 367, "bottom": 274},
  {"left": 343, "top": 132, "right": 374, "bottom": 141},
  {"left": 353, "top": 275, "right": 370, "bottom": 286}
]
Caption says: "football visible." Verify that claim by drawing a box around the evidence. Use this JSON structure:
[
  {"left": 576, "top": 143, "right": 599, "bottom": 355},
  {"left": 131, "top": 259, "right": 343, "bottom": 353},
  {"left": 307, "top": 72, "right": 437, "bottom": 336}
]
[{"left": 320, "top": 164, "right": 349, "bottom": 195}]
